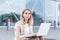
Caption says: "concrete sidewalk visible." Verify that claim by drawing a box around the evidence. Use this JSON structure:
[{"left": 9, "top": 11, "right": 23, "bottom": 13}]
[{"left": 0, "top": 27, "right": 60, "bottom": 40}]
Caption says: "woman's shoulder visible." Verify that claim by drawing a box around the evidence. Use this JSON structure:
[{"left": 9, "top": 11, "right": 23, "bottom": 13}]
[
  {"left": 14, "top": 20, "right": 23, "bottom": 28},
  {"left": 15, "top": 20, "right": 22, "bottom": 25}
]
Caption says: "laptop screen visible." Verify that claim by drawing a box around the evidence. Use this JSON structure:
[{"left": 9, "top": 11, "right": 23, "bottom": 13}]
[{"left": 37, "top": 23, "right": 51, "bottom": 36}]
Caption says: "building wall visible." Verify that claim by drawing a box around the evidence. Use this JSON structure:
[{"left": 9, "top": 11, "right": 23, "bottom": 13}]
[{"left": 45, "top": 0, "right": 56, "bottom": 21}]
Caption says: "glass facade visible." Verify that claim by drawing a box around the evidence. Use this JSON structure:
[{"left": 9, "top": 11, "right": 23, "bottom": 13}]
[{"left": 0, "top": 0, "right": 60, "bottom": 27}]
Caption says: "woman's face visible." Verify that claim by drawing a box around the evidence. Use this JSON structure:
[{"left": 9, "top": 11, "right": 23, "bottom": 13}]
[{"left": 23, "top": 10, "right": 31, "bottom": 20}]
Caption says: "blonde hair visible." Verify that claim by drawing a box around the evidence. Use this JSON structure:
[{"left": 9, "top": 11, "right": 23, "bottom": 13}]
[{"left": 21, "top": 9, "right": 33, "bottom": 26}]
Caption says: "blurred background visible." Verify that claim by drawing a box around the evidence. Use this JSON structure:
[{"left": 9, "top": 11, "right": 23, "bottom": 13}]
[{"left": 0, "top": 0, "right": 60, "bottom": 40}]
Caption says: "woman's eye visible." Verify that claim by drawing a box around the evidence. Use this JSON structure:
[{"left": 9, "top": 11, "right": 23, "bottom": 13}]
[{"left": 25, "top": 13, "right": 27, "bottom": 14}]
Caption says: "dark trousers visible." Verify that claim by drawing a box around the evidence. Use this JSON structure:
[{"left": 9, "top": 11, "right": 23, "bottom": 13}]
[{"left": 26, "top": 36, "right": 43, "bottom": 40}]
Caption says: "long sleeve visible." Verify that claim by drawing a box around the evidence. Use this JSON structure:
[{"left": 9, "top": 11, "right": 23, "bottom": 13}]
[
  {"left": 14, "top": 22, "right": 26, "bottom": 40},
  {"left": 14, "top": 23, "right": 21, "bottom": 39}
]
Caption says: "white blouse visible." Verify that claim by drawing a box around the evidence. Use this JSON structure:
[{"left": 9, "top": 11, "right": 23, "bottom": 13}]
[{"left": 24, "top": 23, "right": 30, "bottom": 36}]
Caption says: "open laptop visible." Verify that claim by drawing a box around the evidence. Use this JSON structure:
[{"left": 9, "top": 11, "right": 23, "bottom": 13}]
[
  {"left": 25, "top": 23, "right": 51, "bottom": 37},
  {"left": 37, "top": 23, "right": 51, "bottom": 36}
]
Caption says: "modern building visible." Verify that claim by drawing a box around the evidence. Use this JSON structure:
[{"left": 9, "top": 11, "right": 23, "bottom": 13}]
[{"left": 0, "top": 0, "right": 60, "bottom": 27}]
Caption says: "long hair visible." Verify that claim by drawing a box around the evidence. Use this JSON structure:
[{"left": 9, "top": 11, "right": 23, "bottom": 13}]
[{"left": 21, "top": 9, "right": 33, "bottom": 26}]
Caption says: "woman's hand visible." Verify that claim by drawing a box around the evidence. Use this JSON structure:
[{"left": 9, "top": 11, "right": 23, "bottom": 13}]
[{"left": 30, "top": 33, "right": 37, "bottom": 36}]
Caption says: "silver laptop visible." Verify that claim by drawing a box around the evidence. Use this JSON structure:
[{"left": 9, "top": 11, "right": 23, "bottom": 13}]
[
  {"left": 37, "top": 23, "right": 51, "bottom": 36},
  {"left": 25, "top": 23, "right": 51, "bottom": 37}
]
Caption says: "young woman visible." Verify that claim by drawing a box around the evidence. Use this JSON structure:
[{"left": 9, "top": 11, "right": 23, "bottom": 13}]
[{"left": 14, "top": 9, "right": 40, "bottom": 40}]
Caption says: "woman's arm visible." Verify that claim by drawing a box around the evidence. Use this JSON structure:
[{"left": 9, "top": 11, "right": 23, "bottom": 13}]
[{"left": 14, "top": 23, "right": 25, "bottom": 39}]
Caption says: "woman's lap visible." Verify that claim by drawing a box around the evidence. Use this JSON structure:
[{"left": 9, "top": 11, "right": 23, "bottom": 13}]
[{"left": 26, "top": 36, "right": 43, "bottom": 40}]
